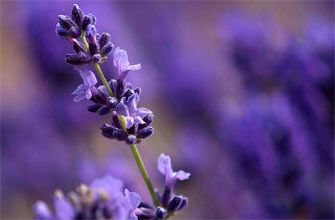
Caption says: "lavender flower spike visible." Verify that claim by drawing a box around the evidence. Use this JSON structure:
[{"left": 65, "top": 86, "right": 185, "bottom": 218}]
[
  {"left": 71, "top": 67, "right": 97, "bottom": 102},
  {"left": 158, "top": 153, "right": 191, "bottom": 189},
  {"left": 113, "top": 47, "right": 141, "bottom": 80}
]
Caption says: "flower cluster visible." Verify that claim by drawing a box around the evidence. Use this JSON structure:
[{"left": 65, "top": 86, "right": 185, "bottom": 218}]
[
  {"left": 34, "top": 154, "right": 190, "bottom": 220},
  {"left": 56, "top": 4, "right": 153, "bottom": 145},
  {"left": 33, "top": 4, "right": 191, "bottom": 220}
]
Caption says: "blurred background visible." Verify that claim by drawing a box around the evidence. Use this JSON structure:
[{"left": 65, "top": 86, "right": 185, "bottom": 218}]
[{"left": 1, "top": 1, "right": 334, "bottom": 219}]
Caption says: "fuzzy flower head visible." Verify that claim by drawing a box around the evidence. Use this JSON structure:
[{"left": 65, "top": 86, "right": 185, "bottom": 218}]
[
  {"left": 158, "top": 154, "right": 191, "bottom": 190},
  {"left": 113, "top": 47, "right": 141, "bottom": 81},
  {"left": 72, "top": 67, "right": 97, "bottom": 102},
  {"left": 115, "top": 93, "right": 152, "bottom": 129}
]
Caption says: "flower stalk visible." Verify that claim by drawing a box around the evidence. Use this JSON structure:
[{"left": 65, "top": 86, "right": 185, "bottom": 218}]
[{"left": 130, "top": 144, "right": 160, "bottom": 207}]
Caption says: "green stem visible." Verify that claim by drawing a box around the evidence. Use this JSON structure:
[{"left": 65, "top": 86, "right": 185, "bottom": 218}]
[
  {"left": 130, "top": 144, "right": 160, "bottom": 207},
  {"left": 80, "top": 34, "right": 114, "bottom": 97}
]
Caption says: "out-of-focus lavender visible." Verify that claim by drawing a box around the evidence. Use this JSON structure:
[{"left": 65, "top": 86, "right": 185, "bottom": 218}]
[{"left": 1, "top": 1, "right": 334, "bottom": 219}]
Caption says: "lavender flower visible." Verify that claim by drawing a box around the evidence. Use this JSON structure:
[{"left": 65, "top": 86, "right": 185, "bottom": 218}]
[
  {"left": 158, "top": 153, "right": 190, "bottom": 189},
  {"left": 157, "top": 153, "right": 190, "bottom": 215},
  {"left": 72, "top": 67, "right": 97, "bottom": 102},
  {"left": 113, "top": 47, "right": 141, "bottom": 81},
  {"left": 115, "top": 93, "right": 153, "bottom": 129}
]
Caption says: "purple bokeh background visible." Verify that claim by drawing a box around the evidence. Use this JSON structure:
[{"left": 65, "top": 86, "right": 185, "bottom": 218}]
[{"left": 1, "top": 1, "right": 334, "bottom": 219}]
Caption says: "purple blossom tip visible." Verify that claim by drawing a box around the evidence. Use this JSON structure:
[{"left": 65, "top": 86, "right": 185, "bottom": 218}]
[
  {"left": 158, "top": 153, "right": 191, "bottom": 189},
  {"left": 113, "top": 47, "right": 141, "bottom": 80},
  {"left": 72, "top": 67, "right": 97, "bottom": 102},
  {"left": 33, "top": 201, "right": 51, "bottom": 219}
]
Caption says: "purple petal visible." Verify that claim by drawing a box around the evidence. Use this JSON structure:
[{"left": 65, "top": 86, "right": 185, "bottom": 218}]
[
  {"left": 175, "top": 170, "right": 191, "bottom": 181},
  {"left": 113, "top": 47, "right": 129, "bottom": 75},
  {"left": 73, "top": 92, "right": 87, "bottom": 102},
  {"left": 75, "top": 67, "right": 97, "bottom": 87},
  {"left": 136, "top": 107, "right": 153, "bottom": 118},
  {"left": 54, "top": 192, "right": 74, "bottom": 220},
  {"left": 90, "top": 175, "right": 124, "bottom": 199},
  {"left": 115, "top": 100, "right": 130, "bottom": 116},
  {"left": 157, "top": 153, "right": 173, "bottom": 179},
  {"left": 127, "top": 63, "right": 141, "bottom": 72},
  {"left": 133, "top": 115, "right": 145, "bottom": 125},
  {"left": 33, "top": 201, "right": 52, "bottom": 219},
  {"left": 125, "top": 116, "right": 135, "bottom": 129},
  {"left": 71, "top": 84, "right": 86, "bottom": 95},
  {"left": 125, "top": 93, "right": 140, "bottom": 114},
  {"left": 124, "top": 189, "right": 141, "bottom": 209}
]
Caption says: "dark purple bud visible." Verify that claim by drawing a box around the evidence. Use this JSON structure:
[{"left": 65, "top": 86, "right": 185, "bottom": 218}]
[
  {"left": 108, "top": 79, "right": 118, "bottom": 96},
  {"left": 138, "top": 208, "right": 155, "bottom": 219},
  {"left": 86, "top": 24, "right": 97, "bottom": 38},
  {"left": 92, "top": 54, "right": 102, "bottom": 64},
  {"left": 91, "top": 88, "right": 108, "bottom": 104},
  {"left": 101, "top": 124, "right": 127, "bottom": 140},
  {"left": 177, "top": 197, "right": 188, "bottom": 211},
  {"left": 112, "top": 111, "right": 122, "bottom": 129},
  {"left": 161, "top": 186, "right": 172, "bottom": 208},
  {"left": 139, "top": 202, "right": 154, "bottom": 209},
  {"left": 55, "top": 23, "right": 68, "bottom": 37},
  {"left": 134, "top": 87, "right": 141, "bottom": 95},
  {"left": 88, "top": 13, "right": 97, "bottom": 25},
  {"left": 68, "top": 26, "right": 81, "bottom": 38},
  {"left": 101, "top": 42, "right": 114, "bottom": 57},
  {"left": 116, "top": 79, "right": 125, "bottom": 100},
  {"left": 127, "top": 125, "right": 136, "bottom": 135},
  {"left": 71, "top": 4, "right": 83, "bottom": 27},
  {"left": 138, "top": 114, "right": 154, "bottom": 130},
  {"left": 138, "top": 126, "right": 154, "bottom": 139},
  {"left": 58, "top": 15, "right": 74, "bottom": 30},
  {"left": 65, "top": 53, "right": 90, "bottom": 65},
  {"left": 126, "top": 135, "right": 137, "bottom": 145},
  {"left": 167, "top": 196, "right": 187, "bottom": 212},
  {"left": 72, "top": 40, "right": 86, "bottom": 53},
  {"left": 155, "top": 207, "right": 167, "bottom": 220},
  {"left": 81, "top": 15, "right": 91, "bottom": 30},
  {"left": 107, "top": 97, "right": 118, "bottom": 108},
  {"left": 99, "top": 32, "right": 111, "bottom": 48},
  {"left": 97, "top": 105, "right": 110, "bottom": 115},
  {"left": 87, "top": 104, "right": 102, "bottom": 112},
  {"left": 122, "top": 89, "right": 134, "bottom": 100}
]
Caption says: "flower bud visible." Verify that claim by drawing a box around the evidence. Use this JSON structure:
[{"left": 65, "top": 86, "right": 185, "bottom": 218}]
[
  {"left": 126, "top": 135, "right": 137, "bottom": 145},
  {"left": 101, "top": 124, "right": 127, "bottom": 140},
  {"left": 99, "top": 32, "right": 111, "bottom": 48},
  {"left": 65, "top": 53, "right": 90, "bottom": 65},
  {"left": 58, "top": 15, "right": 74, "bottom": 30},
  {"left": 55, "top": 23, "right": 68, "bottom": 37},
  {"left": 138, "top": 126, "right": 154, "bottom": 139},
  {"left": 71, "top": 4, "right": 83, "bottom": 27},
  {"left": 72, "top": 41, "right": 85, "bottom": 53},
  {"left": 68, "top": 26, "right": 81, "bottom": 38},
  {"left": 101, "top": 43, "right": 114, "bottom": 57},
  {"left": 97, "top": 105, "right": 110, "bottom": 115},
  {"left": 92, "top": 54, "right": 102, "bottom": 64},
  {"left": 155, "top": 207, "right": 167, "bottom": 219},
  {"left": 107, "top": 97, "right": 118, "bottom": 109},
  {"left": 87, "top": 104, "right": 102, "bottom": 112},
  {"left": 167, "top": 196, "right": 187, "bottom": 212},
  {"left": 112, "top": 111, "right": 122, "bottom": 129}
]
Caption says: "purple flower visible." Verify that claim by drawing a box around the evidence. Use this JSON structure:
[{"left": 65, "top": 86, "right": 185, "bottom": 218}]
[
  {"left": 71, "top": 67, "right": 97, "bottom": 102},
  {"left": 115, "top": 93, "right": 152, "bottom": 128},
  {"left": 33, "top": 201, "right": 51, "bottom": 220},
  {"left": 119, "top": 189, "right": 142, "bottom": 220},
  {"left": 158, "top": 153, "right": 191, "bottom": 189},
  {"left": 90, "top": 175, "right": 124, "bottom": 199},
  {"left": 53, "top": 191, "right": 75, "bottom": 220},
  {"left": 113, "top": 47, "right": 141, "bottom": 80},
  {"left": 34, "top": 191, "right": 74, "bottom": 220}
]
